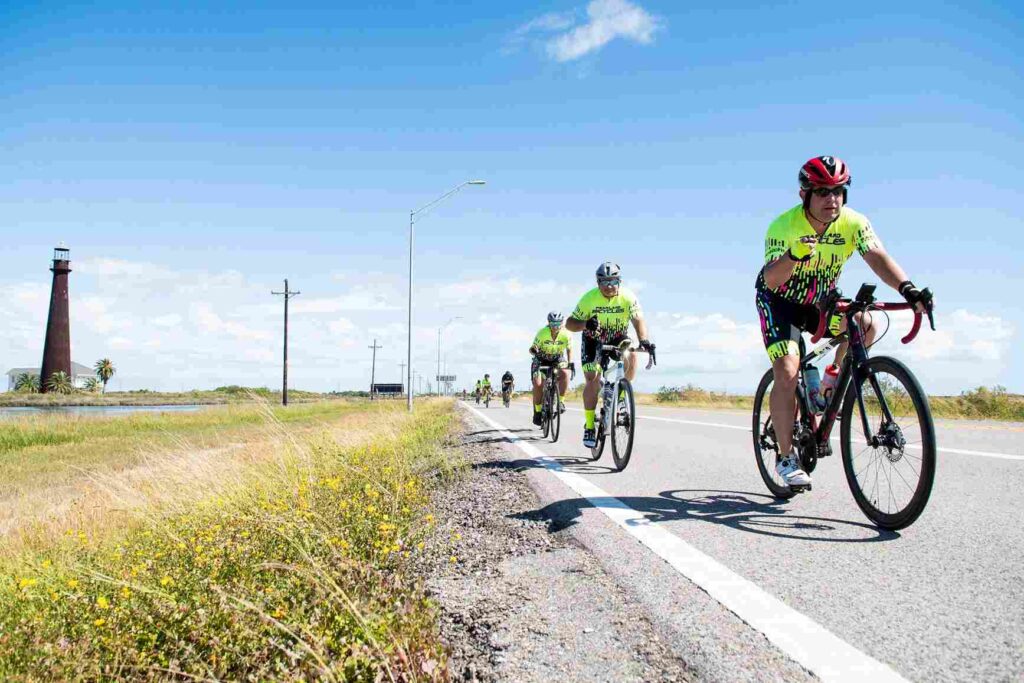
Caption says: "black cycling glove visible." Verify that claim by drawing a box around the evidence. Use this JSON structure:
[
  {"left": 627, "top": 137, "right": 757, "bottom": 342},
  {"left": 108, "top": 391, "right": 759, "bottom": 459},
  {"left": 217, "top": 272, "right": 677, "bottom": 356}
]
[
  {"left": 898, "top": 281, "right": 933, "bottom": 310},
  {"left": 585, "top": 316, "right": 601, "bottom": 333}
]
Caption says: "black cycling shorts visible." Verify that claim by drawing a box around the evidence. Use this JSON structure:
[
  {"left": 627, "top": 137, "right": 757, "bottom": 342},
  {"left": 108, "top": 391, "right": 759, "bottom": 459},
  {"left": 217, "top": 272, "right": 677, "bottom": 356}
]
[
  {"left": 581, "top": 333, "right": 629, "bottom": 373},
  {"left": 755, "top": 288, "right": 840, "bottom": 362}
]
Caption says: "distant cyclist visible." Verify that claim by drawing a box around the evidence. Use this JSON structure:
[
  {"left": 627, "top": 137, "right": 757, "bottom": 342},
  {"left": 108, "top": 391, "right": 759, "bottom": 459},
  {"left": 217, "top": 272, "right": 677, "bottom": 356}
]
[
  {"left": 480, "top": 374, "right": 493, "bottom": 403},
  {"left": 528, "top": 312, "right": 575, "bottom": 426},
  {"left": 501, "top": 370, "right": 515, "bottom": 403},
  {"left": 566, "top": 263, "right": 655, "bottom": 447},
  {"left": 755, "top": 155, "right": 934, "bottom": 490},
  {"left": 474, "top": 379, "right": 483, "bottom": 403}
]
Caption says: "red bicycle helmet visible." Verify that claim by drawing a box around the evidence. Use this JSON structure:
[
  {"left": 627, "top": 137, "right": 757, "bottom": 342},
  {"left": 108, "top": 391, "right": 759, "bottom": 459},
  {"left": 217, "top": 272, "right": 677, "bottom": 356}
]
[{"left": 799, "top": 155, "right": 851, "bottom": 189}]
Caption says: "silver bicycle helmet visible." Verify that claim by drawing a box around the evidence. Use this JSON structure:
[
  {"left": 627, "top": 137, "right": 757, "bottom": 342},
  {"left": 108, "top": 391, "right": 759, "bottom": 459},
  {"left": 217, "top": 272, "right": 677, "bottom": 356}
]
[
  {"left": 547, "top": 311, "right": 564, "bottom": 324},
  {"left": 596, "top": 262, "right": 621, "bottom": 279}
]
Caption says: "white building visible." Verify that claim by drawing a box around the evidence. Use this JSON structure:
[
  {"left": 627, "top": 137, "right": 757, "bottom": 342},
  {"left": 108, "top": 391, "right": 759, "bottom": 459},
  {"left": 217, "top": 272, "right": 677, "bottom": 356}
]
[{"left": 5, "top": 362, "right": 97, "bottom": 391}]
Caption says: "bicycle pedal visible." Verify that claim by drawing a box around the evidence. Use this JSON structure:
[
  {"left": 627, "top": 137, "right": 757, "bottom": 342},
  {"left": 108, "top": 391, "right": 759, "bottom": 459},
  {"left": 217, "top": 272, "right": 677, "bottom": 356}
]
[{"left": 788, "top": 483, "right": 812, "bottom": 493}]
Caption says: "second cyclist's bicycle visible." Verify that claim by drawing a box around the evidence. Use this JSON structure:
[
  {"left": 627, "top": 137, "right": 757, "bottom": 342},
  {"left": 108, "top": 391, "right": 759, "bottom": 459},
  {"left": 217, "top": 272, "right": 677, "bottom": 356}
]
[
  {"left": 589, "top": 339, "right": 656, "bottom": 471},
  {"left": 752, "top": 283, "right": 936, "bottom": 530}
]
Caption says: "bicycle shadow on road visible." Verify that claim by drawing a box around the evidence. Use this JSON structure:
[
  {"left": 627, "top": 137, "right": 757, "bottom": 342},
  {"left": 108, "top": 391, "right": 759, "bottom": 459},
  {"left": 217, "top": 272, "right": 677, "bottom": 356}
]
[
  {"left": 513, "top": 488, "right": 898, "bottom": 543},
  {"left": 474, "top": 456, "right": 619, "bottom": 475}
]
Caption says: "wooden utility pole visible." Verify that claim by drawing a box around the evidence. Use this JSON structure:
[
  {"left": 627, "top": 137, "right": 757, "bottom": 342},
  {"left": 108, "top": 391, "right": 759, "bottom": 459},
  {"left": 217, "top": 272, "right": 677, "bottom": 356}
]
[
  {"left": 368, "top": 339, "right": 382, "bottom": 400},
  {"left": 271, "top": 279, "right": 300, "bottom": 405}
]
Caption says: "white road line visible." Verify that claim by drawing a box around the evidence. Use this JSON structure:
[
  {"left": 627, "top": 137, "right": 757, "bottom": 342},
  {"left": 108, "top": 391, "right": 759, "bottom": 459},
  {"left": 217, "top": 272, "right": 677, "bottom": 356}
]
[
  {"left": 557, "top": 405, "right": 1024, "bottom": 460},
  {"left": 466, "top": 404, "right": 908, "bottom": 683}
]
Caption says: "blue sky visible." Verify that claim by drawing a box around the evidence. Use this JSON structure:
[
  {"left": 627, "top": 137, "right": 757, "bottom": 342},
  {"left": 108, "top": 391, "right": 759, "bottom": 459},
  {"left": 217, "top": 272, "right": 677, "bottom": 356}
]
[{"left": 2, "top": 1, "right": 1021, "bottom": 394}]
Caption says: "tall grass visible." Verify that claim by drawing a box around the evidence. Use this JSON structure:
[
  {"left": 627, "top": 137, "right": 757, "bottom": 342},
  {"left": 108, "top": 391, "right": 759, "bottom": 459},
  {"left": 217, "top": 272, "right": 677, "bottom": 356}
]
[{"left": 0, "top": 401, "right": 458, "bottom": 680}]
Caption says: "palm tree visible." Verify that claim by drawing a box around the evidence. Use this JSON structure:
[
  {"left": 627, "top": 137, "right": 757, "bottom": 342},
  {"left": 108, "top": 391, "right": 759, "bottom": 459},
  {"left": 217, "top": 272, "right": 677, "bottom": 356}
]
[
  {"left": 14, "top": 373, "right": 40, "bottom": 393},
  {"left": 46, "top": 371, "right": 74, "bottom": 395},
  {"left": 83, "top": 376, "right": 102, "bottom": 393},
  {"left": 94, "top": 358, "right": 116, "bottom": 393}
]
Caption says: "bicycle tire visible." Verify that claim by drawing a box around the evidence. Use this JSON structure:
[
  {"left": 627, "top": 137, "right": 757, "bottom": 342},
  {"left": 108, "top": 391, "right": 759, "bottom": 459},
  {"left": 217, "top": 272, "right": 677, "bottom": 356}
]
[
  {"left": 590, "top": 413, "right": 605, "bottom": 461},
  {"left": 840, "top": 356, "right": 936, "bottom": 530},
  {"left": 610, "top": 379, "right": 636, "bottom": 471},
  {"left": 548, "top": 383, "right": 561, "bottom": 443},
  {"left": 752, "top": 369, "right": 796, "bottom": 499},
  {"left": 541, "top": 387, "right": 551, "bottom": 439}
]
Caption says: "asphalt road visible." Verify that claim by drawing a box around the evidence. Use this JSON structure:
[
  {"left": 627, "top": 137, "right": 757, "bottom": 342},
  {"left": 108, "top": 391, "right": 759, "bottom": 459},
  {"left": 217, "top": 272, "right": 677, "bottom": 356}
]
[{"left": 460, "top": 399, "right": 1023, "bottom": 682}]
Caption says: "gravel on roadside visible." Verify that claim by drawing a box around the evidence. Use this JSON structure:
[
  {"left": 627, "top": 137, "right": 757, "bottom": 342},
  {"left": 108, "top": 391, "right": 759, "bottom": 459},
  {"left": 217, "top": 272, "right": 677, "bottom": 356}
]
[{"left": 414, "top": 415, "right": 694, "bottom": 682}]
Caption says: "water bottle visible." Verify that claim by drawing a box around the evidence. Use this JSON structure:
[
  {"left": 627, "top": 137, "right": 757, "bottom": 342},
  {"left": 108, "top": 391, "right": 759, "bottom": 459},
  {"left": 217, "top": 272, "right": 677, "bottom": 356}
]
[
  {"left": 821, "top": 363, "right": 840, "bottom": 403},
  {"left": 804, "top": 364, "right": 826, "bottom": 413}
]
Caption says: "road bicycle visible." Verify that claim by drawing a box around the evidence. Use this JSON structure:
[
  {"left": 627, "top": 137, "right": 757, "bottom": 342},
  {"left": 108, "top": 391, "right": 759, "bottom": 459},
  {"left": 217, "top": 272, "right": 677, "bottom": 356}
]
[
  {"left": 482, "top": 388, "right": 492, "bottom": 408},
  {"left": 502, "top": 385, "right": 513, "bottom": 408},
  {"left": 589, "top": 339, "right": 656, "bottom": 471},
  {"left": 752, "top": 283, "right": 936, "bottom": 530},
  {"left": 535, "top": 365, "right": 565, "bottom": 442}
]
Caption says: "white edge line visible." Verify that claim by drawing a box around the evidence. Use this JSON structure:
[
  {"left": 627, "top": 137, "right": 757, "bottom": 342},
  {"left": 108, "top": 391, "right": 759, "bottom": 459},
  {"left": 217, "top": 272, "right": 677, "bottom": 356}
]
[
  {"left": 464, "top": 404, "right": 909, "bottom": 683},
  {"left": 554, "top": 405, "right": 1023, "bottom": 461}
]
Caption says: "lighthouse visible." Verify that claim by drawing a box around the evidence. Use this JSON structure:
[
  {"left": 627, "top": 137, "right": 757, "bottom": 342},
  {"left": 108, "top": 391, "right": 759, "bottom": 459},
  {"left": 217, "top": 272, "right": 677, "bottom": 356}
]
[{"left": 39, "top": 243, "right": 72, "bottom": 392}]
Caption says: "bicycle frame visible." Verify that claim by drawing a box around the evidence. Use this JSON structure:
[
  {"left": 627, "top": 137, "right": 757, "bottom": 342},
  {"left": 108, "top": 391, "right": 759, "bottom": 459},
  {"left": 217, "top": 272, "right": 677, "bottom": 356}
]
[
  {"left": 596, "top": 342, "right": 632, "bottom": 433},
  {"left": 535, "top": 365, "right": 561, "bottom": 412},
  {"left": 798, "top": 288, "right": 927, "bottom": 453}
]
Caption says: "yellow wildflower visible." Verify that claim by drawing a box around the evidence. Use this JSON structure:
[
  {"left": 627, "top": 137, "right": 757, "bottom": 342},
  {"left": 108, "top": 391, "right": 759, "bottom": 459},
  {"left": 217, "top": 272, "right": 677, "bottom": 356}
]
[
  {"left": 96, "top": 596, "right": 110, "bottom": 609},
  {"left": 121, "top": 587, "right": 132, "bottom": 599},
  {"left": 67, "top": 579, "right": 80, "bottom": 589},
  {"left": 41, "top": 559, "right": 52, "bottom": 569},
  {"left": 94, "top": 618, "right": 106, "bottom": 627},
  {"left": 160, "top": 576, "right": 174, "bottom": 587}
]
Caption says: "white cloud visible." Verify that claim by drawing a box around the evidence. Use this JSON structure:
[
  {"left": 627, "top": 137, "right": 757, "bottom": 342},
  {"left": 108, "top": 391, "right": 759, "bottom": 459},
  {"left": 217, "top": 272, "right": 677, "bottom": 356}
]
[
  {"left": 515, "top": 0, "right": 662, "bottom": 62},
  {"left": 150, "top": 314, "right": 183, "bottom": 328}
]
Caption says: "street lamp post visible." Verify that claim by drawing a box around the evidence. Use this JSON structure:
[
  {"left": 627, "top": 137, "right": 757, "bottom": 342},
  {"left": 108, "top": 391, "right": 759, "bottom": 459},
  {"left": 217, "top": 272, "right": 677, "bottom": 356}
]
[
  {"left": 437, "top": 316, "right": 462, "bottom": 396},
  {"left": 407, "top": 180, "right": 486, "bottom": 411}
]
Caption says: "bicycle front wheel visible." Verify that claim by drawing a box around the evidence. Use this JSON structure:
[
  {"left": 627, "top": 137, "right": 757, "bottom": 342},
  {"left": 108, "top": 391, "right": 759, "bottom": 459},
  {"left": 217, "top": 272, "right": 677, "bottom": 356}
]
[
  {"left": 548, "top": 385, "right": 561, "bottom": 442},
  {"left": 611, "top": 380, "right": 636, "bottom": 471},
  {"left": 840, "top": 356, "right": 936, "bottom": 530}
]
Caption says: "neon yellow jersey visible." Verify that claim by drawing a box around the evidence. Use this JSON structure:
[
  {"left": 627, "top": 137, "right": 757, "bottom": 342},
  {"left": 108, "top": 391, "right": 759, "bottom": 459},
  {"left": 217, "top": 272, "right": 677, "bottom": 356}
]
[
  {"left": 480, "top": 379, "right": 491, "bottom": 389},
  {"left": 757, "top": 204, "right": 882, "bottom": 305},
  {"left": 571, "top": 286, "right": 642, "bottom": 341},
  {"left": 530, "top": 326, "right": 572, "bottom": 362}
]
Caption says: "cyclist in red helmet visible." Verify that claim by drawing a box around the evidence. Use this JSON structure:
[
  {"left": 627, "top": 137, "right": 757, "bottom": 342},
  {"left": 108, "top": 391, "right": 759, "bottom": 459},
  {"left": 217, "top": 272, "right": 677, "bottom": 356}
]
[{"left": 754, "top": 155, "right": 934, "bottom": 490}]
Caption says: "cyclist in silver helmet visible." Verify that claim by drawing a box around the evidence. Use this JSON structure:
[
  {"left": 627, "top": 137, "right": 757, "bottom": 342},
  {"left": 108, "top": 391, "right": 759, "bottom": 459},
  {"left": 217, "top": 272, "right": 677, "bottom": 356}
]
[{"left": 566, "top": 263, "right": 655, "bottom": 447}]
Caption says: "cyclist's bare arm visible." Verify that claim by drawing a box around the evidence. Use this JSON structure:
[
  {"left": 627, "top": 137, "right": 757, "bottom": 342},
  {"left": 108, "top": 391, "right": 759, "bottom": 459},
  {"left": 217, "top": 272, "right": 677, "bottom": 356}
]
[
  {"left": 632, "top": 315, "right": 649, "bottom": 342},
  {"left": 861, "top": 246, "right": 926, "bottom": 305},
  {"left": 565, "top": 317, "right": 585, "bottom": 333}
]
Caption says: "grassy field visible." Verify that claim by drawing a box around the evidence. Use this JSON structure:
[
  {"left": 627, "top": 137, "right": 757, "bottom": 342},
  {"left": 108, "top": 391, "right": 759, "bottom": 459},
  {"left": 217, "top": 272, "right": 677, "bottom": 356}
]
[
  {"left": 0, "top": 386, "right": 362, "bottom": 407},
  {"left": 647, "top": 384, "right": 1024, "bottom": 421},
  {"left": 0, "top": 398, "right": 460, "bottom": 680}
]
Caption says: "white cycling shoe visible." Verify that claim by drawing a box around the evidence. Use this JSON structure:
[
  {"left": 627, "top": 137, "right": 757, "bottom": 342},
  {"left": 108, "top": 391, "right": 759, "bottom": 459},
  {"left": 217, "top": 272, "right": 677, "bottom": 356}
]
[{"left": 776, "top": 454, "right": 812, "bottom": 489}]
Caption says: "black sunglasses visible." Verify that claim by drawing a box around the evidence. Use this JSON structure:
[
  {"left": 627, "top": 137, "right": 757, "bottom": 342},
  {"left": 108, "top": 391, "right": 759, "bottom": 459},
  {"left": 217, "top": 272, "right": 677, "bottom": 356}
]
[{"left": 811, "top": 186, "right": 845, "bottom": 198}]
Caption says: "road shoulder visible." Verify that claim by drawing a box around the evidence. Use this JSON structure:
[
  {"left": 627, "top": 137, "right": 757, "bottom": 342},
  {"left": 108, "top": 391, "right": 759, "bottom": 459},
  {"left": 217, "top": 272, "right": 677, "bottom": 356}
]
[{"left": 418, "top": 412, "right": 692, "bottom": 682}]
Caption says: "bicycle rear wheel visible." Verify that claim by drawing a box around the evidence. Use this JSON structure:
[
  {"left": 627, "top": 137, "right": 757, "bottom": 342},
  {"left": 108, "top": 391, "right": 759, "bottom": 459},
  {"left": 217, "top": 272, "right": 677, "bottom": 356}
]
[
  {"left": 611, "top": 380, "right": 636, "bottom": 471},
  {"left": 752, "top": 369, "right": 796, "bottom": 499},
  {"left": 548, "top": 384, "right": 561, "bottom": 443},
  {"left": 840, "top": 356, "right": 936, "bottom": 530}
]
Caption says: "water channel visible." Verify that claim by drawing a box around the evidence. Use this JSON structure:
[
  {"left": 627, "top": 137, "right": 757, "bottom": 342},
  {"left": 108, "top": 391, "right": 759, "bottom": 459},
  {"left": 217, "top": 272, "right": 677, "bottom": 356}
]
[{"left": 0, "top": 404, "right": 214, "bottom": 419}]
